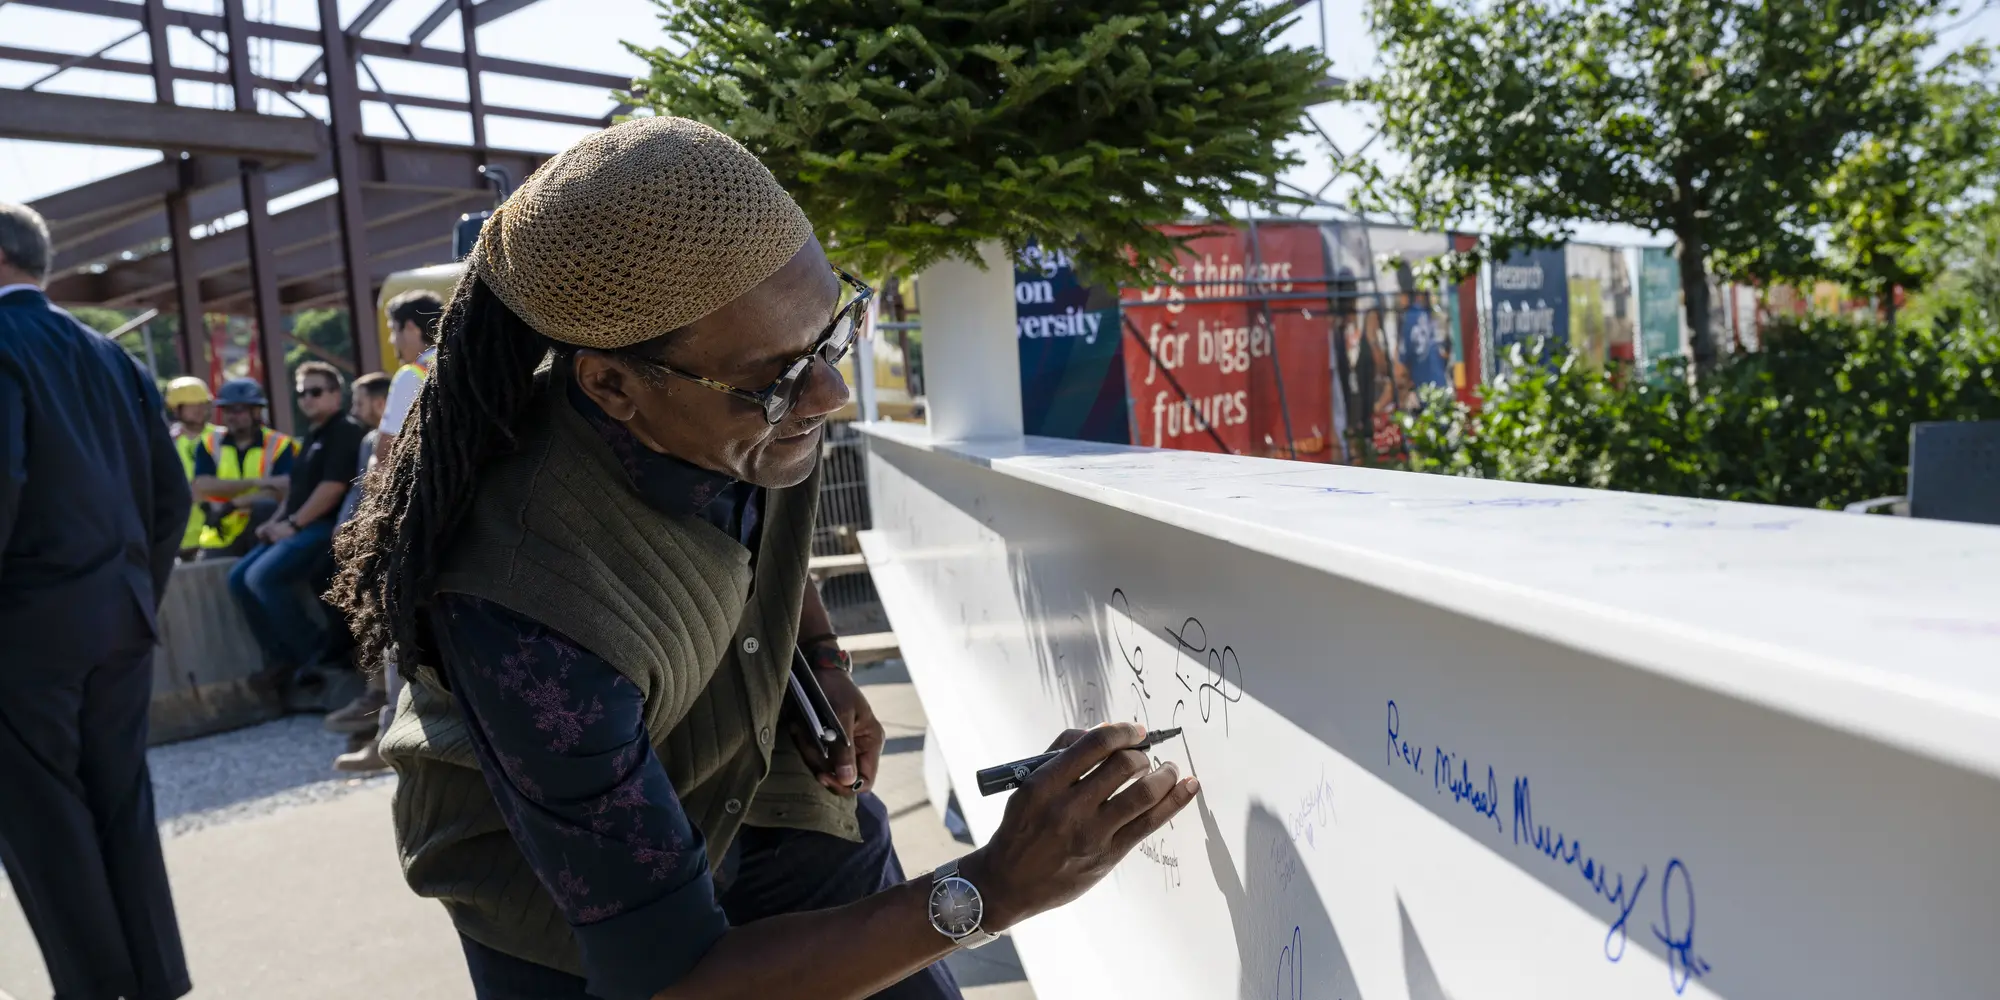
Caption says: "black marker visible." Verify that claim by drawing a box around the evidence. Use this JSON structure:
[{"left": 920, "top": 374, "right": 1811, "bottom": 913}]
[
  {"left": 789, "top": 648, "right": 862, "bottom": 790},
  {"left": 976, "top": 728, "right": 1183, "bottom": 796}
]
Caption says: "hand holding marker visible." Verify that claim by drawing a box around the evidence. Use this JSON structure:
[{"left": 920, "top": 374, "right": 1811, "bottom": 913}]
[{"left": 978, "top": 727, "right": 1183, "bottom": 796}]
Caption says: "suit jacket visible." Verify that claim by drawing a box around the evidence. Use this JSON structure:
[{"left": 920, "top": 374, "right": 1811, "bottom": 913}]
[{"left": 0, "top": 287, "right": 190, "bottom": 662}]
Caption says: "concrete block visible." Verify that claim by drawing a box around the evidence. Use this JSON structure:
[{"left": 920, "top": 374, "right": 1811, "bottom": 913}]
[{"left": 149, "top": 558, "right": 281, "bottom": 746}]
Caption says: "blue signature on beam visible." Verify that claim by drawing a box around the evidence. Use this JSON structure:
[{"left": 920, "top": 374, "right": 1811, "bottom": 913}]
[
  {"left": 1388, "top": 700, "right": 1711, "bottom": 994},
  {"left": 1513, "top": 776, "right": 1651, "bottom": 966},
  {"left": 1655, "top": 859, "right": 1712, "bottom": 994},
  {"left": 1386, "top": 701, "right": 1502, "bottom": 834}
]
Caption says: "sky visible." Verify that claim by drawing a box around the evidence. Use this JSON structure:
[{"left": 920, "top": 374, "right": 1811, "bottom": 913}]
[{"left": 1, "top": 0, "right": 1995, "bottom": 249}]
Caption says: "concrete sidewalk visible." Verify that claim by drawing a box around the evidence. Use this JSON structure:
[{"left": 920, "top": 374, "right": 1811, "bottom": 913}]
[{"left": 0, "top": 660, "right": 1032, "bottom": 1000}]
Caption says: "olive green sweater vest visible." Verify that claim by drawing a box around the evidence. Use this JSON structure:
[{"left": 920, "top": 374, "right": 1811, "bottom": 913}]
[{"left": 379, "top": 387, "right": 858, "bottom": 974}]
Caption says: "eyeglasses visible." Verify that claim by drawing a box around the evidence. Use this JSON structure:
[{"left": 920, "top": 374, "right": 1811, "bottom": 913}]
[
  {"left": 297, "top": 386, "right": 333, "bottom": 399},
  {"left": 627, "top": 265, "right": 873, "bottom": 425}
]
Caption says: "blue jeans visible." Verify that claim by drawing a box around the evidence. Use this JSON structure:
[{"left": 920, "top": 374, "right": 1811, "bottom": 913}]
[{"left": 226, "top": 521, "right": 334, "bottom": 668}]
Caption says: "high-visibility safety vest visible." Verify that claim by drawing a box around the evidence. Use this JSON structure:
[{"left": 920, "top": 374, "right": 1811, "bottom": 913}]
[
  {"left": 174, "top": 424, "right": 223, "bottom": 548},
  {"left": 196, "top": 426, "right": 299, "bottom": 550}
]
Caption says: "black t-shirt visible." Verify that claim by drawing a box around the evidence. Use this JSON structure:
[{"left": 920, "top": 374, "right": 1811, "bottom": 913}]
[{"left": 284, "top": 413, "right": 364, "bottom": 520}]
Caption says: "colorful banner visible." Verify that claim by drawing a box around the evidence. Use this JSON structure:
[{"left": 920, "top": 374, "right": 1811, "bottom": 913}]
[
  {"left": 1638, "top": 247, "right": 1683, "bottom": 371},
  {"left": 1015, "top": 243, "right": 1129, "bottom": 443},
  {"left": 1319, "top": 222, "right": 1467, "bottom": 460},
  {"left": 1564, "top": 244, "right": 1635, "bottom": 370},
  {"left": 1119, "top": 223, "right": 1333, "bottom": 461},
  {"left": 1489, "top": 246, "right": 1569, "bottom": 368}
]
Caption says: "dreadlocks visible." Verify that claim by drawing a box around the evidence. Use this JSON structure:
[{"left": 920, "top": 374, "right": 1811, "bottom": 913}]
[
  {"left": 330, "top": 273, "right": 552, "bottom": 669},
  {"left": 330, "top": 275, "right": 682, "bottom": 669}
]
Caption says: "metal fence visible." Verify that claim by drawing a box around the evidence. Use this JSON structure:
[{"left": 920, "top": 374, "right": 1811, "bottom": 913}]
[{"left": 814, "top": 420, "right": 879, "bottom": 613}]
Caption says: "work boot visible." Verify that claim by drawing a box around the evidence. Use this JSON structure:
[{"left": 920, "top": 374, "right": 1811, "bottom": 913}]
[
  {"left": 324, "top": 687, "right": 388, "bottom": 734},
  {"left": 334, "top": 737, "right": 388, "bottom": 773}
]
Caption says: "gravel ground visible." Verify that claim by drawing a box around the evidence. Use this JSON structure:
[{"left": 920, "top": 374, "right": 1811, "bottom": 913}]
[
  {"left": 149, "top": 715, "right": 394, "bottom": 838},
  {"left": 0, "top": 715, "right": 390, "bottom": 884}
]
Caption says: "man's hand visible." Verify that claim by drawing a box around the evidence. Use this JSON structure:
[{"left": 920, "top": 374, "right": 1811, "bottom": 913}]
[
  {"left": 258, "top": 518, "right": 297, "bottom": 544},
  {"left": 790, "top": 664, "right": 885, "bottom": 796}
]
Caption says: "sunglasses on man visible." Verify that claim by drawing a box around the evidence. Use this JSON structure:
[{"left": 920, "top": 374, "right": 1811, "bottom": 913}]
[
  {"left": 628, "top": 265, "right": 873, "bottom": 425},
  {"left": 297, "top": 386, "right": 336, "bottom": 399}
]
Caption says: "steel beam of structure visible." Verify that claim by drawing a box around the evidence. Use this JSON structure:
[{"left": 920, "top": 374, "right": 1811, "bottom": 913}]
[
  {"left": 51, "top": 161, "right": 324, "bottom": 272},
  {"left": 407, "top": 0, "right": 545, "bottom": 49},
  {"left": 351, "top": 37, "right": 628, "bottom": 91},
  {"left": 221, "top": 0, "right": 290, "bottom": 423},
  {"left": 140, "top": 0, "right": 204, "bottom": 377},
  {"left": 19, "top": 0, "right": 569, "bottom": 382},
  {"left": 165, "top": 172, "right": 206, "bottom": 378},
  {"left": 50, "top": 187, "right": 477, "bottom": 306},
  {"left": 41, "top": 141, "right": 538, "bottom": 277},
  {"left": 291, "top": 0, "right": 399, "bottom": 89},
  {"left": 316, "top": 0, "right": 381, "bottom": 375},
  {"left": 460, "top": 0, "right": 488, "bottom": 150},
  {"left": 11, "top": 0, "right": 321, "bottom": 45},
  {"left": 9, "top": 1, "right": 620, "bottom": 89},
  {"left": 0, "top": 90, "right": 325, "bottom": 160},
  {"left": 206, "top": 208, "right": 467, "bottom": 311}
]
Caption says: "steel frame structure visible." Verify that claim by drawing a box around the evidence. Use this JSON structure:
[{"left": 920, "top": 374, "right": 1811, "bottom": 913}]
[{"left": 2, "top": 0, "right": 630, "bottom": 429}]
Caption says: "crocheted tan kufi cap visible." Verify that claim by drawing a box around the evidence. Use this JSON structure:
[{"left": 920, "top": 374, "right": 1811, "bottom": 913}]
[{"left": 468, "top": 116, "right": 813, "bottom": 349}]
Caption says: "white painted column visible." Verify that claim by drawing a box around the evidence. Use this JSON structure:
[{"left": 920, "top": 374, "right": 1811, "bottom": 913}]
[
  {"left": 855, "top": 292, "right": 880, "bottom": 423},
  {"left": 918, "top": 240, "right": 1022, "bottom": 441}
]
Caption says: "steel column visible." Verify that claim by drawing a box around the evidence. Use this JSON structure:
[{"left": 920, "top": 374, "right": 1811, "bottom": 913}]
[
  {"left": 147, "top": 0, "right": 207, "bottom": 379},
  {"left": 224, "top": 0, "right": 292, "bottom": 430},
  {"left": 317, "top": 0, "right": 383, "bottom": 376},
  {"left": 164, "top": 175, "right": 207, "bottom": 378},
  {"left": 458, "top": 0, "right": 488, "bottom": 150}
]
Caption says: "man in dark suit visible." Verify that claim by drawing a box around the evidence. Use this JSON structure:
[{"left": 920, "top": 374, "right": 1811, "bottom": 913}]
[{"left": 0, "top": 200, "right": 192, "bottom": 999}]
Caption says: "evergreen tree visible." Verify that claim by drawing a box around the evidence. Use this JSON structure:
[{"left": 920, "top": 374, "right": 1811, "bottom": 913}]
[{"left": 629, "top": 0, "right": 1330, "bottom": 283}]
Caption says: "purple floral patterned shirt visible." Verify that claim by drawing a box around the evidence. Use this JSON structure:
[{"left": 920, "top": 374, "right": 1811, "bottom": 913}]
[{"left": 427, "top": 382, "right": 762, "bottom": 999}]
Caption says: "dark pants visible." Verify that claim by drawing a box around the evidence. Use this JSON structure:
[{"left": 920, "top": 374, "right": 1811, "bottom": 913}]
[
  {"left": 226, "top": 520, "right": 334, "bottom": 667},
  {"left": 0, "top": 625, "right": 189, "bottom": 1000},
  {"left": 461, "top": 792, "right": 962, "bottom": 1000}
]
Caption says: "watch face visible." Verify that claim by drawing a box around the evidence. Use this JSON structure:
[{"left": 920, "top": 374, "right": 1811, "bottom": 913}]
[{"left": 930, "top": 876, "right": 984, "bottom": 938}]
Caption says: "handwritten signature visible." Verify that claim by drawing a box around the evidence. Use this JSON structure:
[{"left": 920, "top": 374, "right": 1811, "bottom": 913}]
[
  {"left": 1275, "top": 925, "right": 1304, "bottom": 1000},
  {"left": 1513, "top": 776, "right": 1650, "bottom": 964},
  {"left": 1164, "top": 615, "right": 1246, "bottom": 734},
  {"left": 1653, "top": 859, "right": 1711, "bottom": 995},
  {"left": 1136, "top": 836, "right": 1183, "bottom": 890},
  {"left": 1387, "top": 701, "right": 1502, "bottom": 834},
  {"left": 1388, "top": 699, "right": 1711, "bottom": 993},
  {"left": 1287, "top": 768, "right": 1339, "bottom": 849}
]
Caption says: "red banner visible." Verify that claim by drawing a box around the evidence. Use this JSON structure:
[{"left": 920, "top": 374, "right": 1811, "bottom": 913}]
[{"left": 1119, "top": 223, "right": 1334, "bottom": 461}]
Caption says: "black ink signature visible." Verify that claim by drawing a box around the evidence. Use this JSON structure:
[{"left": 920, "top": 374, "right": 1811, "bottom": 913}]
[
  {"left": 1275, "top": 925, "right": 1303, "bottom": 1000},
  {"left": 1109, "top": 589, "right": 1149, "bottom": 700},
  {"left": 1164, "top": 615, "right": 1244, "bottom": 735}
]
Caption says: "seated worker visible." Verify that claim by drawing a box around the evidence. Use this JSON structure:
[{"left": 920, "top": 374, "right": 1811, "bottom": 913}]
[
  {"left": 190, "top": 378, "right": 297, "bottom": 558},
  {"left": 228, "top": 361, "right": 362, "bottom": 706},
  {"left": 331, "top": 117, "right": 1198, "bottom": 1000},
  {"left": 377, "top": 289, "right": 442, "bottom": 461},
  {"left": 164, "top": 376, "right": 216, "bottom": 555}
]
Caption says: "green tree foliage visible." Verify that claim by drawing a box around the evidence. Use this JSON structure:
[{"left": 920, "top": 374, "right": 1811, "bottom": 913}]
[
  {"left": 1343, "top": 0, "right": 1960, "bottom": 371},
  {"left": 628, "top": 0, "right": 1329, "bottom": 284},
  {"left": 70, "top": 306, "right": 178, "bottom": 380},
  {"left": 1817, "top": 62, "right": 2000, "bottom": 328},
  {"left": 1400, "top": 315, "right": 2000, "bottom": 509},
  {"left": 286, "top": 308, "right": 354, "bottom": 370}
]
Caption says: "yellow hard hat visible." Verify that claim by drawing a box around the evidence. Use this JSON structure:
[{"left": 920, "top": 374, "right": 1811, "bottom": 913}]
[{"left": 165, "top": 376, "right": 213, "bottom": 407}]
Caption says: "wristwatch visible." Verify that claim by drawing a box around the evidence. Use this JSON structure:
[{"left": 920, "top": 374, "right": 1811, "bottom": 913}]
[{"left": 927, "top": 858, "right": 998, "bottom": 949}]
